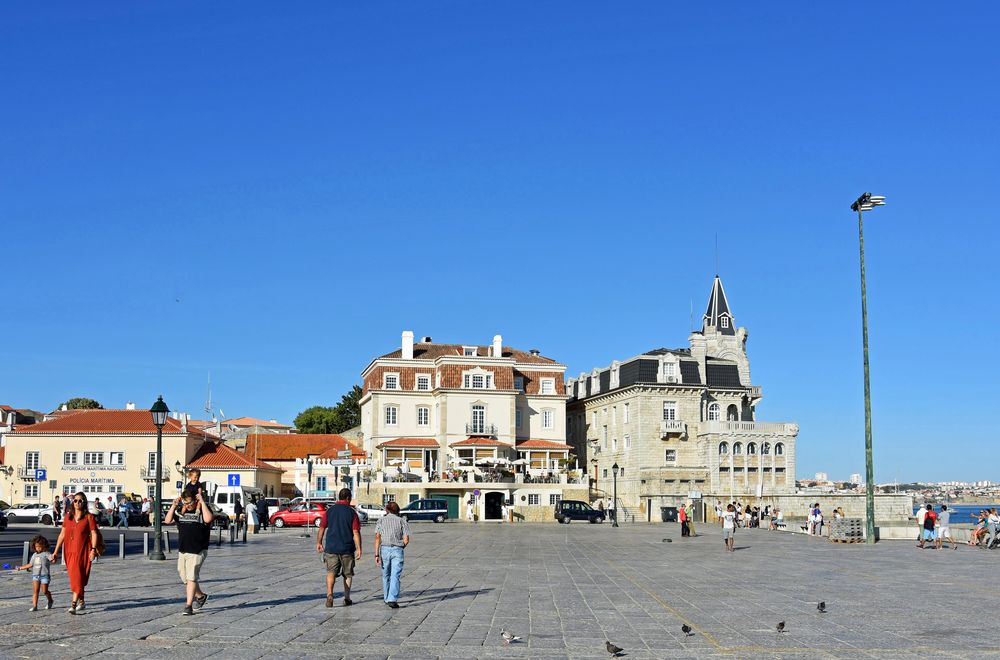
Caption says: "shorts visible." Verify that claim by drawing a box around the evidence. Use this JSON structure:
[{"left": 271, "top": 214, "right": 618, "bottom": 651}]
[
  {"left": 177, "top": 551, "right": 207, "bottom": 583},
  {"left": 324, "top": 552, "right": 355, "bottom": 577},
  {"left": 723, "top": 528, "right": 735, "bottom": 539},
  {"left": 922, "top": 529, "right": 936, "bottom": 541},
  {"left": 32, "top": 575, "right": 50, "bottom": 585}
]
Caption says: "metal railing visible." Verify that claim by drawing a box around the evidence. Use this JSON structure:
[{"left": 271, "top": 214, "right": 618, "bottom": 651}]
[
  {"left": 700, "top": 420, "right": 797, "bottom": 435},
  {"left": 465, "top": 422, "right": 497, "bottom": 435},
  {"left": 139, "top": 466, "right": 170, "bottom": 481}
]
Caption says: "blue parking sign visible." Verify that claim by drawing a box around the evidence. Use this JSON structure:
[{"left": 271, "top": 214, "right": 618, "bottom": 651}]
[
  {"left": 227, "top": 474, "right": 240, "bottom": 487},
  {"left": 34, "top": 468, "right": 46, "bottom": 481}
]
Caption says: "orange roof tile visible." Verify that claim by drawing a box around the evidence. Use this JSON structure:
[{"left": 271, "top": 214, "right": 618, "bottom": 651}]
[
  {"left": 449, "top": 437, "right": 512, "bottom": 447},
  {"left": 377, "top": 342, "right": 558, "bottom": 365},
  {"left": 10, "top": 409, "right": 213, "bottom": 437},
  {"left": 376, "top": 437, "right": 440, "bottom": 449},
  {"left": 516, "top": 439, "right": 572, "bottom": 450},
  {"left": 223, "top": 417, "right": 291, "bottom": 429},
  {"left": 244, "top": 433, "right": 364, "bottom": 461},
  {"left": 187, "top": 441, "right": 282, "bottom": 471},
  {"left": 0, "top": 447, "right": 5, "bottom": 465}
]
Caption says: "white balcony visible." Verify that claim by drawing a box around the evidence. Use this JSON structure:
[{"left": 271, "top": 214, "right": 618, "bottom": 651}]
[
  {"left": 660, "top": 420, "right": 687, "bottom": 436},
  {"left": 700, "top": 421, "right": 798, "bottom": 435}
]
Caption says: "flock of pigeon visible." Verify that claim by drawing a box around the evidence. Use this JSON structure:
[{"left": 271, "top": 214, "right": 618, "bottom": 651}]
[{"left": 502, "top": 601, "right": 829, "bottom": 656}]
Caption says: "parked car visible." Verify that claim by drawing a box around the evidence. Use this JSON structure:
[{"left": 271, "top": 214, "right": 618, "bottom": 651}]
[
  {"left": 264, "top": 497, "right": 290, "bottom": 519},
  {"left": 399, "top": 499, "right": 449, "bottom": 523},
  {"left": 269, "top": 502, "right": 328, "bottom": 528},
  {"left": 4, "top": 503, "right": 48, "bottom": 523},
  {"left": 0, "top": 510, "right": 7, "bottom": 531},
  {"left": 554, "top": 500, "right": 606, "bottom": 524},
  {"left": 357, "top": 503, "right": 388, "bottom": 521}
]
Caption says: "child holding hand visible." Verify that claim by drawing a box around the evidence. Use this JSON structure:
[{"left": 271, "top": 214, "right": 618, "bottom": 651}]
[{"left": 18, "top": 535, "right": 54, "bottom": 611}]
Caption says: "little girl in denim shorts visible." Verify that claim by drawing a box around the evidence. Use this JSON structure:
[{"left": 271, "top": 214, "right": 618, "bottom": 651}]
[{"left": 18, "top": 535, "right": 54, "bottom": 611}]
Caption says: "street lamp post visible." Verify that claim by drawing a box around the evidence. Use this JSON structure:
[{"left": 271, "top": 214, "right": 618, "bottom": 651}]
[
  {"left": 611, "top": 462, "right": 620, "bottom": 527},
  {"left": 850, "top": 192, "right": 885, "bottom": 545},
  {"left": 149, "top": 396, "right": 170, "bottom": 560}
]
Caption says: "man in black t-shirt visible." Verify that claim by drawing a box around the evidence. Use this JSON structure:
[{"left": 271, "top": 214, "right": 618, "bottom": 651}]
[{"left": 164, "top": 489, "right": 215, "bottom": 615}]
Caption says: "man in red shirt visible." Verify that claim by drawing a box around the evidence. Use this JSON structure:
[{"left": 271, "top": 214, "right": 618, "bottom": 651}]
[
  {"left": 316, "top": 488, "right": 362, "bottom": 607},
  {"left": 678, "top": 504, "right": 689, "bottom": 537},
  {"left": 918, "top": 504, "right": 937, "bottom": 549}
]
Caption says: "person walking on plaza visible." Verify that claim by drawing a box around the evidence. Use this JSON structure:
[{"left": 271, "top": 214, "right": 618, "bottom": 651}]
[
  {"left": 814, "top": 504, "right": 824, "bottom": 537},
  {"left": 164, "top": 487, "right": 214, "bottom": 615},
  {"left": 935, "top": 505, "right": 956, "bottom": 550},
  {"left": 17, "top": 535, "right": 55, "bottom": 611},
  {"left": 915, "top": 505, "right": 927, "bottom": 542},
  {"left": 678, "top": 504, "right": 689, "bottom": 537},
  {"left": 985, "top": 508, "right": 1000, "bottom": 549},
  {"left": 141, "top": 498, "right": 152, "bottom": 526},
  {"left": 51, "top": 492, "right": 98, "bottom": 614},
  {"left": 233, "top": 495, "right": 244, "bottom": 528},
  {"left": 256, "top": 496, "right": 269, "bottom": 532},
  {"left": 715, "top": 501, "right": 723, "bottom": 527},
  {"left": 466, "top": 497, "right": 475, "bottom": 523},
  {"left": 52, "top": 497, "right": 62, "bottom": 527},
  {"left": 316, "top": 488, "right": 362, "bottom": 608},
  {"left": 374, "top": 501, "right": 410, "bottom": 609},
  {"left": 917, "top": 504, "right": 936, "bottom": 549},
  {"left": 116, "top": 498, "right": 130, "bottom": 530},
  {"left": 722, "top": 504, "right": 736, "bottom": 552}
]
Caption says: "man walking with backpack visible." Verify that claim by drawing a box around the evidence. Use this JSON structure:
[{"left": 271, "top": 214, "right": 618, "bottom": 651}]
[
  {"left": 316, "top": 488, "right": 362, "bottom": 607},
  {"left": 164, "top": 488, "right": 215, "bottom": 615}
]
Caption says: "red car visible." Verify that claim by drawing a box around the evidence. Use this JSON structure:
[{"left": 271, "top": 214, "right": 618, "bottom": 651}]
[{"left": 269, "top": 502, "right": 327, "bottom": 528}]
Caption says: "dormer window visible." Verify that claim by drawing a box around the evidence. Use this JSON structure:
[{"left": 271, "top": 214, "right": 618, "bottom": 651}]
[
  {"left": 416, "top": 375, "right": 430, "bottom": 391},
  {"left": 664, "top": 362, "right": 676, "bottom": 379},
  {"left": 540, "top": 378, "right": 555, "bottom": 395},
  {"left": 384, "top": 373, "right": 399, "bottom": 390},
  {"left": 463, "top": 368, "right": 493, "bottom": 389},
  {"left": 514, "top": 376, "right": 524, "bottom": 392},
  {"left": 463, "top": 346, "right": 477, "bottom": 356},
  {"left": 720, "top": 317, "right": 730, "bottom": 329}
]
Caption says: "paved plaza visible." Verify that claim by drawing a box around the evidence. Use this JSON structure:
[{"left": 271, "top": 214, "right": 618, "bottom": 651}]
[{"left": 0, "top": 521, "right": 996, "bottom": 659}]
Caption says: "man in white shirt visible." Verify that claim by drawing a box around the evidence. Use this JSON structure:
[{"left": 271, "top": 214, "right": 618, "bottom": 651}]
[
  {"left": 916, "top": 506, "right": 927, "bottom": 542},
  {"left": 722, "top": 504, "right": 736, "bottom": 552}
]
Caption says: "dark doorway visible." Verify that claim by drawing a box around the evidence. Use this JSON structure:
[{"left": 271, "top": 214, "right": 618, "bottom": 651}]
[{"left": 484, "top": 492, "right": 504, "bottom": 520}]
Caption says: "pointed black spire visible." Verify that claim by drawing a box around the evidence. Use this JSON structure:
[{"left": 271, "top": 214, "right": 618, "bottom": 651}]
[{"left": 703, "top": 276, "right": 735, "bottom": 335}]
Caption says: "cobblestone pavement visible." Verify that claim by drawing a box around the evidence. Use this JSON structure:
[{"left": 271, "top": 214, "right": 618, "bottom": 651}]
[{"left": 0, "top": 521, "right": 996, "bottom": 659}]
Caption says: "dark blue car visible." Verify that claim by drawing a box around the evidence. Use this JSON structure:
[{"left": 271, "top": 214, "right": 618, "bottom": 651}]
[
  {"left": 554, "top": 500, "right": 606, "bottom": 524},
  {"left": 400, "top": 499, "right": 449, "bottom": 523}
]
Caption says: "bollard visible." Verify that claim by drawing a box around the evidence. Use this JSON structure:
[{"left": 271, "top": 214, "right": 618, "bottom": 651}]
[
  {"left": 242, "top": 521, "right": 247, "bottom": 543},
  {"left": 22, "top": 541, "right": 30, "bottom": 566},
  {"left": 217, "top": 523, "right": 223, "bottom": 547},
  {"left": 119, "top": 533, "right": 125, "bottom": 560},
  {"left": 143, "top": 532, "right": 149, "bottom": 557},
  {"left": 229, "top": 523, "right": 236, "bottom": 545},
  {"left": 163, "top": 531, "right": 170, "bottom": 554}
]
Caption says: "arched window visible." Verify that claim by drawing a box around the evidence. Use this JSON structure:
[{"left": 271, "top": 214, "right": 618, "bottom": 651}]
[
  {"left": 719, "top": 442, "right": 729, "bottom": 455},
  {"left": 733, "top": 442, "right": 743, "bottom": 455},
  {"left": 708, "top": 403, "right": 721, "bottom": 421},
  {"left": 726, "top": 404, "right": 739, "bottom": 421},
  {"left": 761, "top": 442, "right": 771, "bottom": 455},
  {"left": 747, "top": 442, "right": 757, "bottom": 455},
  {"left": 775, "top": 443, "right": 785, "bottom": 456}
]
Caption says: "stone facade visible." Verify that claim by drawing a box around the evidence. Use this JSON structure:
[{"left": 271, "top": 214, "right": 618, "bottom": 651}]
[{"left": 566, "top": 276, "right": 799, "bottom": 516}]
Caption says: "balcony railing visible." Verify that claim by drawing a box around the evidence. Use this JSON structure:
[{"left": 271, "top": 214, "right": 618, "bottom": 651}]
[
  {"left": 748, "top": 386, "right": 762, "bottom": 399},
  {"left": 700, "top": 421, "right": 798, "bottom": 435},
  {"left": 661, "top": 420, "right": 687, "bottom": 436},
  {"left": 465, "top": 423, "right": 497, "bottom": 436},
  {"left": 16, "top": 466, "right": 45, "bottom": 481},
  {"left": 139, "top": 466, "right": 170, "bottom": 481}
]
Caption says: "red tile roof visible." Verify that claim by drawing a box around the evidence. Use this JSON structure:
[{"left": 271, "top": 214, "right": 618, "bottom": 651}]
[
  {"left": 244, "top": 433, "right": 365, "bottom": 461},
  {"left": 10, "top": 409, "right": 213, "bottom": 437},
  {"left": 187, "top": 442, "right": 282, "bottom": 472},
  {"left": 223, "top": 417, "right": 291, "bottom": 429},
  {"left": 449, "top": 437, "right": 512, "bottom": 447},
  {"left": 376, "top": 437, "right": 440, "bottom": 449},
  {"left": 0, "top": 446, "right": 5, "bottom": 465},
  {"left": 516, "top": 439, "right": 572, "bottom": 450},
  {"left": 377, "top": 342, "right": 558, "bottom": 365}
]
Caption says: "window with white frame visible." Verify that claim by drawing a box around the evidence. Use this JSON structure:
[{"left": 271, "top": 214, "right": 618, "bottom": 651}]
[
  {"left": 542, "top": 409, "right": 554, "bottom": 429},
  {"left": 624, "top": 434, "right": 631, "bottom": 450},
  {"left": 762, "top": 442, "right": 771, "bottom": 455},
  {"left": 747, "top": 442, "right": 757, "bottom": 455},
  {"left": 472, "top": 374, "right": 485, "bottom": 389},
  {"left": 109, "top": 485, "right": 123, "bottom": 494},
  {"left": 721, "top": 317, "right": 730, "bottom": 328},
  {"left": 84, "top": 452, "right": 104, "bottom": 465},
  {"left": 384, "top": 373, "right": 399, "bottom": 390},
  {"left": 707, "top": 402, "right": 721, "bottom": 421},
  {"left": 610, "top": 367, "right": 619, "bottom": 388},
  {"left": 514, "top": 376, "right": 524, "bottom": 392},
  {"left": 25, "top": 451, "right": 40, "bottom": 470},
  {"left": 82, "top": 485, "right": 102, "bottom": 493},
  {"left": 463, "top": 346, "right": 477, "bottom": 356},
  {"left": 528, "top": 494, "right": 540, "bottom": 505},
  {"left": 603, "top": 426, "right": 608, "bottom": 448},
  {"left": 719, "top": 442, "right": 729, "bottom": 455},
  {"left": 550, "top": 494, "right": 561, "bottom": 505},
  {"left": 623, "top": 403, "right": 630, "bottom": 424},
  {"left": 109, "top": 451, "right": 125, "bottom": 465},
  {"left": 775, "top": 443, "right": 785, "bottom": 456},
  {"left": 732, "top": 442, "right": 743, "bottom": 455},
  {"left": 540, "top": 378, "right": 555, "bottom": 395},
  {"left": 316, "top": 476, "right": 327, "bottom": 491},
  {"left": 417, "top": 406, "right": 429, "bottom": 426},
  {"left": 592, "top": 411, "right": 598, "bottom": 430},
  {"left": 515, "top": 409, "right": 522, "bottom": 428},
  {"left": 665, "top": 449, "right": 676, "bottom": 462},
  {"left": 591, "top": 376, "right": 599, "bottom": 394},
  {"left": 147, "top": 452, "right": 157, "bottom": 471},
  {"left": 385, "top": 406, "right": 398, "bottom": 426},
  {"left": 664, "top": 361, "right": 676, "bottom": 379},
  {"left": 416, "top": 375, "right": 430, "bottom": 391},
  {"left": 147, "top": 485, "right": 156, "bottom": 499},
  {"left": 662, "top": 401, "right": 677, "bottom": 421},
  {"left": 63, "top": 452, "right": 78, "bottom": 466},
  {"left": 611, "top": 406, "right": 617, "bottom": 426},
  {"left": 471, "top": 405, "right": 486, "bottom": 432},
  {"left": 602, "top": 468, "right": 608, "bottom": 478},
  {"left": 25, "top": 484, "right": 39, "bottom": 498}
]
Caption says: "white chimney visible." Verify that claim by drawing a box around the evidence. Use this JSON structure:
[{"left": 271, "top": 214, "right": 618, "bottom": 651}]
[
  {"left": 125, "top": 401, "right": 135, "bottom": 410},
  {"left": 181, "top": 413, "right": 188, "bottom": 432},
  {"left": 492, "top": 334, "right": 503, "bottom": 357},
  {"left": 401, "top": 330, "right": 414, "bottom": 359}
]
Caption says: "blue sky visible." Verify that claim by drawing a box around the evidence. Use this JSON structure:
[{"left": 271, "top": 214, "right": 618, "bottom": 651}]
[{"left": 1, "top": 3, "right": 997, "bottom": 482}]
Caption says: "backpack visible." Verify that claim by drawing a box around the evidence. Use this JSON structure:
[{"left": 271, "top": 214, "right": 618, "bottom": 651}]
[{"left": 94, "top": 526, "right": 107, "bottom": 557}]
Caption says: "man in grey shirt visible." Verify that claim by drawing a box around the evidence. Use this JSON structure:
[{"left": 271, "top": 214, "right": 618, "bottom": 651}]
[
  {"left": 935, "top": 505, "right": 956, "bottom": 550},
  {"left": 374, "top": 502, "right": 410, "bottom": 609}
]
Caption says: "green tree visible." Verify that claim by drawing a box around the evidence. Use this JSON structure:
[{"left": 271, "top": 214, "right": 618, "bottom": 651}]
[
  {"left": 293, "top": 385, "right": 363, "bottom": 434},
  {"left": 62, "top": 397, "right": 103, "bottom": 410}
]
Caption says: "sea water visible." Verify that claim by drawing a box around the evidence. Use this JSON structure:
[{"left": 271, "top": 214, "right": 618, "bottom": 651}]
[{"left": 912, "top": 503, "right": 999, "bottom": 524}]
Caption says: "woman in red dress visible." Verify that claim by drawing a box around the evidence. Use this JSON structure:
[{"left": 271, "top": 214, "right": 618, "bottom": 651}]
[{"left": 52, "top": 491, "right": 98, "bottom": 614}]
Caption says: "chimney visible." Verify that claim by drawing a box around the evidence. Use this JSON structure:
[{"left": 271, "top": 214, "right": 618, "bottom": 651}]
[
  {"left": 125, "top": 401, "right": 135, "bottom": 410},
  {"left": 492, "top": 334, "right": 503, "bottom": 357},
  {"left": 181, "top": 413, "right": 188, "bottom": 432},
  {"left": 61, "top": 404, "right": 68, "bottom": 411},
  {"left": 401, "top": 330, "right": 414, "bottom": 359},
  {"left": 529, "top": 348, "right": 541, "bottom": 357}
]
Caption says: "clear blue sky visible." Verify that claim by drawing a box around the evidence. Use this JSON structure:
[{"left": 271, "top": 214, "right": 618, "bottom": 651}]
[{"left": 2, "top": 3, "right": 996, "bottom": 483}]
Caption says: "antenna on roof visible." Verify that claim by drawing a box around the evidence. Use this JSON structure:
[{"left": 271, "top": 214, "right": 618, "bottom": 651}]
[
  {"left": 690, "top": 299, "right": 694, "bottom": 332},
  {"left": 205, "top": 372, "right": 213, "bottom": 420},
  {"left": 714, "top": 233, "right": 719, "bottom": 276}
]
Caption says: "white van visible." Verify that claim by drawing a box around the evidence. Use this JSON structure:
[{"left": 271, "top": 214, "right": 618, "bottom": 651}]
[{"left": 210, "top": 483, "right": 263, "bottom": 521}]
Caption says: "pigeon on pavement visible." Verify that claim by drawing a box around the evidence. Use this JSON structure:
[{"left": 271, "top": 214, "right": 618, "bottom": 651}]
[
  {"left": 817, "top": 601, "right": 826, "bottom": 613},
  {"left": 500, "top": 629, "right": 521, "bottom": 645},
  {"left": 681, "top": 624, "right": 693, "bottom": 636},
  {"left": 606, "top": 640, "right": 624, "bottom": 656},
  {"left": 776, "top": 621, "right": 786, "bottom": 633}
]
